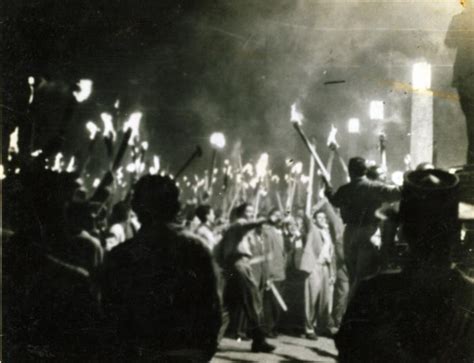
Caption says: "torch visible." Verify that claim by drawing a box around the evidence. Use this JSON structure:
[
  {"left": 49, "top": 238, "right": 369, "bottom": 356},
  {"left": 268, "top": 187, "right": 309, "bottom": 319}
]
[
  {"left": 254, "top": 153, "right": 269, "bottom": 219},
  {"left": 290, "top": 103, "right": 332, "bottom": 188},
  {"left": 101, "top": 112, "right": 116, "bottom": 162},
  {"left": 208, "top": 132, "right": 226, "bottom": 195},
  {"left": 175, "top": 146, "right": 203, "bottom": 178}
]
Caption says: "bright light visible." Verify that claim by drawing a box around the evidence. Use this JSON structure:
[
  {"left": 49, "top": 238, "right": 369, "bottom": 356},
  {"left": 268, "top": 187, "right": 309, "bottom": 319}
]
[
  {"left": 290, "top": 103, "right": 304, "bottom": 125},
  {"left": 92, "top": 178, "right": 101, "bottom": 188},
  {"left": 412, "top": 62, "right": 431, "bottom": 91},
  {"left": 0, "top": 165, "right": 5, "bottom": 180},
  {"left": 348, "top": 118, "right": 360, "bottom": 134},
  {"left": 210, "top": 132, "right": 226, "bottom": 149},
  {"left": 73, "top": 79, "right": 93, "bottom": 102},
  {"left": 28, "top": 77, "right": 35, "bottom": 86},
  {"left": 31, "top": 149, "right": 43, "bottom": 157},
  {"left": 114, "top": 99, "right": 120, "bottom": 109},
  {"left": 126, "top": 163, "right": 136, "bottom": 173},
  {"left": 327, "top": 125, "right": 339, "bottom": 148},
  {"left": 52, "top": 153, "right": 64, "bottom": 172},
  {"left": 370, "top": 101, "right": 384, "bottom": 120},
  {"left": 149, "top": 155, "right": 160, "bottom": 175},
  {"left": 86, "top": 121, "right": 100, "bottom": 140},
  {"left": 391, "top": 171, "right": 404, "bottom": 186},
  {"left": 9, "top": 127, "right": 19, "bottom": 154},
  {"left": 256, "top": 153, "right": 269, "bottom": 178},
  {"left": 123, "top": 112, "right": 142, "bottom": 145},
  {"left": 66, "top": 156, "right": 76, "bottom": 173},
  {"left": 292, "top": 161, "right": 303, "bottom": 175},
  {"left": 101, "top": 113, "right": 116, "bottom": 140},
  {"left": 141, "top": 141, "right": 149, "bottom": 151}
]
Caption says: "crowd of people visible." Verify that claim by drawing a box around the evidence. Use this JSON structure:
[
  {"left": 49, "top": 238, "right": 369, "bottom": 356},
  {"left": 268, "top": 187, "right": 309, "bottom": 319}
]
[{"left": 3, "top": 151, "right": 474, "bottom": 362}]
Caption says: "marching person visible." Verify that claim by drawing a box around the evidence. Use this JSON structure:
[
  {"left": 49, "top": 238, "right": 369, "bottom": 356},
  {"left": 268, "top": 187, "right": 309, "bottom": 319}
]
[
  {"left": 218, "top": 203, "right": 276, "bottom": 353},
  {"left": 325, "top": 157, "right": 401, "bottom": 296}
]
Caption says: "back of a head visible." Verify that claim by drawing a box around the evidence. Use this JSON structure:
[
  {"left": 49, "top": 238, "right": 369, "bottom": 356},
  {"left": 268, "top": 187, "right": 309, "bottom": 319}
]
[
  {"left": 348, "top": 157, "right": 367, "bottom": 179},
  {"left": 132, "top": 175, "right": 180, "bottom": 225},
  {"left": 195, "top": 204, "right": 212, "bottom": 224},
  {"left": 399, "top": 169, "right": 459, "bottom": 260},
  {"left": 233, "top": 202, "right": 248, "bottom": 220}
]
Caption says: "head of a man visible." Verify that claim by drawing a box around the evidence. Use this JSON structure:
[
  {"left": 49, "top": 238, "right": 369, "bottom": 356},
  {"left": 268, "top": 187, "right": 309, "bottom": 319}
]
[
  {"left": 313, "top": 211, "right": 329, "bottom": 229},
  {"left": 348, "top": 157, "right": 368, "bottom": 180},
  {"left": 132, "top": 175, "right": 180, "bottom": 225},
  {"left": 268, "top": 208, "right": 282, "bottom": 226},
  {"left": 195, "top": 204, "right": 215, "bottom": 225},
  {"left": 234, "top": 203, "right": 254, "bottom": 220}
]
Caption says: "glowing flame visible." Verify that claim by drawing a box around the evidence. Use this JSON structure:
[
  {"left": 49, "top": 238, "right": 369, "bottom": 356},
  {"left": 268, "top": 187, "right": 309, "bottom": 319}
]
[
  {"left": 256, "top": 153, "right": 269, "bottom": 178},
  {"left": 101, "top": 113, "right": 116, "bottom": 140},
  {"left": 290, "top": 103, "right": 304, "bottom": 125},
  {"left": 31, "top": 149, "right": 43, "bottom": 157},
  {"left": 210, "top": 132, "right": 226, "bottom": 149},
  {"left": 28, "top": 77, "right": 35, "bottom": 104},
  {"left": 86, "top": 121, "right": 100, "bottom": 140},
  {"left": 327, "top": 125, "right": 339, "bottom": 148},
  {"left": 291, "top": 161, "right": 303, "bottom": 175},
  {"left": 9, "top": 127, "right": 19, "bottom": 154},
  {"left": 116, "top": 167, "right": 124, "bottom": 185},
  {"left": 242, "top": 163, "right": 254, "bottom": 176},
  {"left": 114, "top": 99, "right": 120, "bottom": 109},
  {"left": 66, "top": 156, "right": 76, "bottom": 173},
  {"left": 92, "top": 178, "right": 101, "bottom": 188},
  {"left": 123, "top": 112, "right": 142, "bottom": 145},
  {"left": 73, "top": 79, "right": 93, "bottom": 102},
  {"left": 391, "top": 171, "right": 404, "bottom": 186},
  {"left": 141, "top": 141, "right": 149, "bottom": 151},
  {"left": 149, "top": 155, "right": 160, "bottom": 175},
  {"left": 52, "top": 152, "right": 64, "bottom": 172}
]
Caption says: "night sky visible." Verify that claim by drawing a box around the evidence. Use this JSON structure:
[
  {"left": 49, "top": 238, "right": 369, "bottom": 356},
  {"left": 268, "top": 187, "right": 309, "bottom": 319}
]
[{"left": 2, "top": 0, "right": 467, "bottom": 184}]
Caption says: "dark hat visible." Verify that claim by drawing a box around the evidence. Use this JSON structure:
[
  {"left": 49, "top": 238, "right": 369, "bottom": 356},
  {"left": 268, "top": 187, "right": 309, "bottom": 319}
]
[{"left": 399, "top": 169, "right": 459, "bottom": 225}]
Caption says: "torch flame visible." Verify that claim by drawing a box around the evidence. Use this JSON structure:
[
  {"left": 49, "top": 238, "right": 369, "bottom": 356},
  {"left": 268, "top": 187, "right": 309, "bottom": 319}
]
[
  {"left": 149, "top": 155, "right": 160, "bottom": 175},
  {"left": 123, "top": 112, "right": 142, "bottom": 145},
  {"left": 290, "top": 103, "right": 304, "bottom": 125},
  {"left": 52, "top": 152, "right": 64, "bottom": 172},
  {"left": 8, "top": 127, "right": 19, "bottom": 154},
  {"left": 114, "top": 99, "right": 120, "bottom": 109},
  {"left": 291, "top": 161, "right": 303, "bottom": 175},
  {"left": 327, "top": 125, "right": 339, "bottom": 149},
  {"left": 101, "top": 113, "right": 116, "bottom": 141},
  {"left": 66, "top": 156, "right": 76, "bottom": 173},
  {"left": 86, "top": 121, "right": 100, "bottom": 140},
  {"left": 256, "top": 153, "right": 269, "bottom": 179},
  {"left": 73, "top": 79, "right": 93, "bottom": 103}
]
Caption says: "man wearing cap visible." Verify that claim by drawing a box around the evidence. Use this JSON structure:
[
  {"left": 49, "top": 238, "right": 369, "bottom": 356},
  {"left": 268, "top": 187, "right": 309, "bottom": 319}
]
[
  {"left": 336, "top": 169, "right": 474, "bottom": 362},
  {"left": 325, "top": 157, "right": 401, "bottom": 295},
  {"left": 102, "top": 175, "right": 221, "bottom": 362}
]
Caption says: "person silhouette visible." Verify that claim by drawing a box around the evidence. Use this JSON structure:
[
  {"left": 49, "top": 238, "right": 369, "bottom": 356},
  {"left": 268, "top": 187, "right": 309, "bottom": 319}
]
[{"left": 446, "top": 0, "right": 474, "bottom": 164}]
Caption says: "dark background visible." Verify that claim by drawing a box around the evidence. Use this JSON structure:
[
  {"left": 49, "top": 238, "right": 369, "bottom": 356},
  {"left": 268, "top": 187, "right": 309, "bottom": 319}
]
[{"left": 2, "top": 0, "right": 466, "bottom": 185}]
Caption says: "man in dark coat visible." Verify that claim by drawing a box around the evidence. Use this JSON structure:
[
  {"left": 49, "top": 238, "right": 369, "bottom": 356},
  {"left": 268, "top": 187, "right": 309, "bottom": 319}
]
[
  {"left": 326, "top": 157, "right": 400, "bottom": 295},
  {"left": 102, "top": 175, "right": 221, "bottom": 362},
  {"left": 336, "top": 169, "right": 474, "bottom": 362}
]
